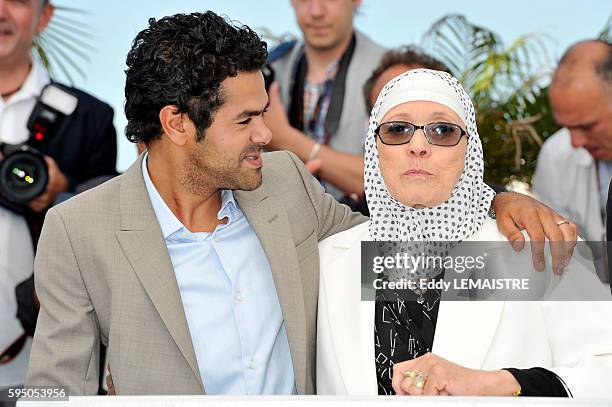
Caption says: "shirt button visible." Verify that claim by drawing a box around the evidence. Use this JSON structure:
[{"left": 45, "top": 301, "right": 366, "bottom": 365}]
[
  {"left": 235, "top": 291, "right": 244, "bottom": 303},
  {"left": 249, "top": 360, "right": 257, "bottom": 370}
]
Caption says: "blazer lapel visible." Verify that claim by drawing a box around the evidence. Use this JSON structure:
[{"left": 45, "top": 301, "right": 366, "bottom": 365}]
[
  {"left": 321, "top": 228, "right": 378, "bottom": 395},
  {"left": 234, "top": 188, "right": 308, "bottom": 394},
  {"left": 114, "top": 155, "right": 203, "bottom": 390}
]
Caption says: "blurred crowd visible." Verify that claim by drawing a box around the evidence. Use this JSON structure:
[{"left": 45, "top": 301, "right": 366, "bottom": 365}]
[{"left": 0, "top": 0, "right": 611, "bottom": 394}]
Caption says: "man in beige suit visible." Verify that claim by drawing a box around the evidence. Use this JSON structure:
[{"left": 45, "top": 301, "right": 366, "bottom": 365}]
[{"left": 27, "top": 11, "right": 577, "bottom": 396}]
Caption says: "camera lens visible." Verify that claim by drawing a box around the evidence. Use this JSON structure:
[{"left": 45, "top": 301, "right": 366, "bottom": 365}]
[{"left": 0, "top": 149, "right": 49, "bottom": 204}]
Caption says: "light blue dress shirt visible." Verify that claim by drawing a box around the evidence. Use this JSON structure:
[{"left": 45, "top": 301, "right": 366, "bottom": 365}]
[{"left": 142, "top": 156, "right": 295, "bottom": 394}]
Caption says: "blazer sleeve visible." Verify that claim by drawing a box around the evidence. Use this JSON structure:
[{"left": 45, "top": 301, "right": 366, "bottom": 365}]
[
  {"left": 26, "top": 208, "right": 101, "bottom": 395},
  {"left": 541, "top": 258, "right": 612, "bottom": 398},
  {"left": 285, "top": 151, "right": 367, "bottom": 241},
  {"left": 545, "top": 300, "right": 612, "bottom": 398}
]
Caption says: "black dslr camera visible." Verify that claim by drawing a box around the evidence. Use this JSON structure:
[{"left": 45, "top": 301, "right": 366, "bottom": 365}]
[{"left": 0, "top": 84, "right": 78, "bottom": 213}]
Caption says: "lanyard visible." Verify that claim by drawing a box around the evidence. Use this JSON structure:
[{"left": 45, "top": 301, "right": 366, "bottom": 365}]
[
  {"left": 304, "top": 79, "right": 334, "bottom": 144},
  {"left": 288, "top": 34, "right": 357, "bottom": 145}
]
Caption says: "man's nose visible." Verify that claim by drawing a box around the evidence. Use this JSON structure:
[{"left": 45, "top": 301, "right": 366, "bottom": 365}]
[
  {"left": 309, "top": 0, "right": 325, "bottom": 17},
  {"left": 570, "top": 129, "right": 588, "bottom": 149},
  {"left": 253, "top": 118, "right": 272, "bottom": 146},
  {"left": 0, "top": 0, "right": 8, "bottom": 18}
]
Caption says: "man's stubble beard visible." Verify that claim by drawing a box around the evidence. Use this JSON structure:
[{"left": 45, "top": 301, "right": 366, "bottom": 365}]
[{"left": 180, "top": 144, "right": 262, "bottom": 196}]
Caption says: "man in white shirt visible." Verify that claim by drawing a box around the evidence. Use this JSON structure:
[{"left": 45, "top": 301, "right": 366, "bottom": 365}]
[
  {"left": 533, "top": 40, "right": 612, "bottom": 282},
  {"left": 0, "top": 0, "right": 117, "bottom": 386},
  {"left": 0, "top": 0, "right": 55, "bottom": 387}
]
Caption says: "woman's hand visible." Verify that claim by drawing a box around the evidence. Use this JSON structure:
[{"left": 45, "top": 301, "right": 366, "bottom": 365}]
[{"left": 392, "top": 352, "right": 520, "bottom": 396}]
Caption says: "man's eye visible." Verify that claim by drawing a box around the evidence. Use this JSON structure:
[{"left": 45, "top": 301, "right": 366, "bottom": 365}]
[{"left": 238, "top": 118, "right": 252, "bottom": 125}]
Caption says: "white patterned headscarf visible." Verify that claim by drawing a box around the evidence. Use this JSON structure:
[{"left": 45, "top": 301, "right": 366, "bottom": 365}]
[{"left": 365, "top": 69, "right": 495, "bottom": 243}]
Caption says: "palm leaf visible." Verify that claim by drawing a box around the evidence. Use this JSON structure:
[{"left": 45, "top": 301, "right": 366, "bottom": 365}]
[
  {"left": 33, "top": 5, "right": 91, "bottom": 84},
  {"left": 598, "top": 13, "right": 612, "bottom": 42},
  {"left": 421, "top": 13, "right": 557, "bottom": 186}
]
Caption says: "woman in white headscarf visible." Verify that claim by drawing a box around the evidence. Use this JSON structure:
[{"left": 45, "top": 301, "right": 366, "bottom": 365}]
[{"left": 316, "top": 69, "right": 612, "bottom": 398}]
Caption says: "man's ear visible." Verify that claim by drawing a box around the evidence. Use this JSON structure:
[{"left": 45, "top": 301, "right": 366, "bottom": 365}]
[
  {"left": 159, "top": 106, "right": 195, "bottom": 147},
  {"left": 37, "top": 3, "right": 54, "bottom": 34}
]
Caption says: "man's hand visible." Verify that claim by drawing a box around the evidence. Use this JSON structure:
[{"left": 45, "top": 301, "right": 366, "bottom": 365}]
[
  {"left": 264, "top": 82, "right": 323, "bottom": 173},
  {"left": 492, "top": 192, "right": 577, "bottom": 274},
  {"left": 28, "top": 155, "right": 68, "bottom": 213},
  {"left": 305, "top": 158, "right": 322, "bottom": 174},
  {"left": 392, "top": 353, "right": 520, "bottom": 396},
  {"left": 263, "top": 82, "right": 365, "bottom": 192}
]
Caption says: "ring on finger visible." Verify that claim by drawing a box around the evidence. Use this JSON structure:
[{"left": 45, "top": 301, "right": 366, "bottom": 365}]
[
  {"left": 556, "top": 220, "right": 570, "bottom": 227},
  {"left": 403, "top": 369, "right": 417, "bottom": 379},
  {"left": 413, "top": 372, "right": 427, "bottom": 390}
]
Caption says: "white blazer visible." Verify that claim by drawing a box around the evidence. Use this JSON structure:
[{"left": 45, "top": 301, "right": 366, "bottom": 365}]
[{"left": 317, "top": 218, "right": 612, "bottom": 398}]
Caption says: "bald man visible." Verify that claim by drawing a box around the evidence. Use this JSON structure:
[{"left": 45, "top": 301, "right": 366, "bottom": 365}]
[{"left": 533, "top": 40, "right": 612, "bottom": 281}]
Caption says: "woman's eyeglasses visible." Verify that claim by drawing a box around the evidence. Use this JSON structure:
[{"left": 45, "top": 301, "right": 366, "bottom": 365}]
[{"left": 374, "top": 121, "right": 467, "bottom": 146}]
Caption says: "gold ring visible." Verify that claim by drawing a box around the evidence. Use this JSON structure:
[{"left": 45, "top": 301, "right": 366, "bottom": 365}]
[
  {"left": 403, "top": 370, "right": 417, "bottom": 379},
  {"left": 556, "top": 220, "right": 570, "bottom": 226},
  {"left": 413, "top": 372, "right": 427, "bottom": 389}
]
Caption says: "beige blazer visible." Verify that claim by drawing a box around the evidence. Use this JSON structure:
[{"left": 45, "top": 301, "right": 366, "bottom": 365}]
[
  {"left": 27, "top": 151, "right": 365, "bottom": 395},
  {"left": 317, "top": 219, "right": 612, "bottom": 398}
]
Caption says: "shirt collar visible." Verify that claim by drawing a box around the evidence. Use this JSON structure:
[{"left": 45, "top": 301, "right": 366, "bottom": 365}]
[
  {"left": 218, "top": 187, "right": 239, "bottom": 224},
  {"left": 142, "top": 154, "right": 184, "bottom": 239},
  {"left": 142, "top": 154, "right": 241, "bottom": 239},
  {"left": 2, "top": 57, "right": 50, "bottom": 107}
]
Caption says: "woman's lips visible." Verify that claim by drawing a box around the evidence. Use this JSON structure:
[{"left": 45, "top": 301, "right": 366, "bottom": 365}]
[{"left": 404, "top": 169, "right": 433, "bottom": 176}]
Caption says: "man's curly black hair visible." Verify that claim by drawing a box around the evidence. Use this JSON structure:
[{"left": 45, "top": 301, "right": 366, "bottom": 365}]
[{"left": 124, "top": 11, "right": 268, "bottom": 144}]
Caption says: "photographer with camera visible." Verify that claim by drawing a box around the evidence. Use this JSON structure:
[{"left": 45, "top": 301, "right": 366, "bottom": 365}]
[{"left": 0, "top": 0, "right": 117, "bottom": 387}]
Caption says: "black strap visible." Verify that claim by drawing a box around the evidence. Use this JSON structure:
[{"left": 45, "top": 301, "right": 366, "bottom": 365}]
[
  {"left": 287, "top": 33, "right": 357, "bottom": 142},
  {"left": 288, "top": 52, "right": 307, "bottom": 133},
  {"left": 324, "top": 34, "right": 356, "bottom": 137}
]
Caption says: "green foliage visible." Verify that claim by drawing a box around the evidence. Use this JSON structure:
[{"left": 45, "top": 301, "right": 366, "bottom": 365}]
[{"left": 422, "top": 13, "right": 561, "bottom": 186}]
